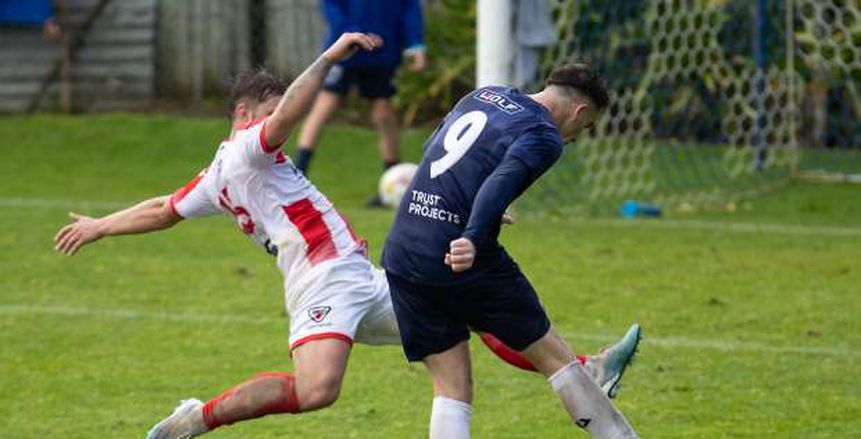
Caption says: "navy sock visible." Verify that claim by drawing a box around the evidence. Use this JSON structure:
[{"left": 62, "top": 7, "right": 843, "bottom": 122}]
[{"left": 295, "top": 148, "right": 314, "bottom": 174}]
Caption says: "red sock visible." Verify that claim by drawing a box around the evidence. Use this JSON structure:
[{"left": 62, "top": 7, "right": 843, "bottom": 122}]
[
  {"left": 201, "top": 372, "right": 300, "bottom": 430},
  {"left": 480, "top": 333, "right": 588, "bottom": 372}
]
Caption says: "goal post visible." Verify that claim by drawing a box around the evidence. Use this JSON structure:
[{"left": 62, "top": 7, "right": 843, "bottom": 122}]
[{"left": 476, "top": 0, "right": 515, "bottom": 88}]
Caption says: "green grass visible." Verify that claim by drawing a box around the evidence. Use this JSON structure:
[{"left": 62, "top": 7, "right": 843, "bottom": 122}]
[{"left": 1, "top": 114, "right": 859, "bottom": 438}]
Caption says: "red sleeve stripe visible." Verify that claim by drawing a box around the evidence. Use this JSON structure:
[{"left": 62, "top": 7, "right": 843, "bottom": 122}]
[
  {"left": 167, "top": 196, "right": 185, "bottom": 219},
  {"left": 290, "top": 332, "right": 353, "bottom": 351},
  {"left": 260, "top": 120, "right": 284, "bottom": 153},
  {"left": 169, "top": 172, "right": 205, "bottom": 217},
  {"left": 283, "top": 199, "right": 339, "bottom": 266}
]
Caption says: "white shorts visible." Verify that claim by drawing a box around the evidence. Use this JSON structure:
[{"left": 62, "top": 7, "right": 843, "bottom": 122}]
[{"left": 285, "top": 254, "right": 400, "bottom": 350}]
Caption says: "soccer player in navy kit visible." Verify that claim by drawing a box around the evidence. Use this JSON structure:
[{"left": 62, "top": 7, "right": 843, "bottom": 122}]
[{"left": 382, "top": 63, "right": 639, "bottom": 438}]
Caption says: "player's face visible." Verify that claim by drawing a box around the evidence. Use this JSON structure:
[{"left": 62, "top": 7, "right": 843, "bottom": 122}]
[{"left": 250, "top": 95, "right": 281, "bottom": 120}]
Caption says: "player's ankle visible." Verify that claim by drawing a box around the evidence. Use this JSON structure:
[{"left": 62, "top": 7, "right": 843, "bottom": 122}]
[
  {"left": 187, "top": 407, "right": 209, "bottom": 436},
  {"left": 294, "top": 148, "right": 314, "bottom": 174}
]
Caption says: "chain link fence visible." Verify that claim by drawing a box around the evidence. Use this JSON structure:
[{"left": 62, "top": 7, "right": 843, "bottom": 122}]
[{"left": 520, "top": 0, "right": 860, "bottom": 215}]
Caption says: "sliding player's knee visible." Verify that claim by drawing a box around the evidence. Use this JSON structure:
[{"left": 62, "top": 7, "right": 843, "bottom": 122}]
[{"left": 297, "top": 373, "right": 343, "bottom": 410}]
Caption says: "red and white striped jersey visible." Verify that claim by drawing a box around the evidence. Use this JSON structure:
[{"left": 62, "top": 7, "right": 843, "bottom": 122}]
[{"left": 168, "top": 118, "right": 367, "bottom": 296}]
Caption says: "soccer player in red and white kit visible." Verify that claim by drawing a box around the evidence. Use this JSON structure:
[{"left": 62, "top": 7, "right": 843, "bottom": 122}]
[{"left": 53, "top": 34, "right": 640, "bottom": 438}]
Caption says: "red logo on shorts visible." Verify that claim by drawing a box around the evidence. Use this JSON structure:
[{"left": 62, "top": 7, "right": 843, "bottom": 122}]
[{"left": 308, "top": 306, "right": 332, "bottom": 323}]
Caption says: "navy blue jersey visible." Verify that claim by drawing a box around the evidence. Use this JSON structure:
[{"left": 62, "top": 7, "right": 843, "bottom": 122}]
[{"left": 382, "top": 86, "right": 563, "bottom": 285}]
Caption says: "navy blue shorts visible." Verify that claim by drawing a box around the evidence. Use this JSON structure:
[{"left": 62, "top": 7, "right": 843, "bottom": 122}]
[
  {"left": 322, "top": 64, "right": 397, "bottom": 99},
  {"left": 387, "top": 258, "right": 551, "bottom": 362}
]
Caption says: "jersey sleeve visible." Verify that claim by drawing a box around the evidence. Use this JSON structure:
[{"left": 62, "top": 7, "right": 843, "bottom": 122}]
[
  {"left": 461, "top": 154, "right": 533, "bottom": 248},
  {"left": 401, "top": 0, "right": 425, "bottom": 50},
  {"left": 235, "top": 119, "right": 286, "bottom": 167},
  {"left": 168, "top": 168, "right": 221, "bottom": 219},
  {"left": 505, "top": 123, "right": 563, "bottom": 179},
  {"left": 461, "top": 123, "right": 563, "bottom": 248}
]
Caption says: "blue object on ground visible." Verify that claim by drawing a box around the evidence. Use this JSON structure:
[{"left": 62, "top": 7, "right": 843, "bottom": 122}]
[{"left": 621, "top": 200, "right": 662, "bottom": 219}]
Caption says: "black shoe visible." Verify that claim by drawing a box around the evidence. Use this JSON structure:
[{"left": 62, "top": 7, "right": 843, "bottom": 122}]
[{"left": 365, "top": 194, "right": 387, "bottom": 209}]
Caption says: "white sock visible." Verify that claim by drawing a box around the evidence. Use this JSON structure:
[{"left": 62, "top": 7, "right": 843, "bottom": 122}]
[
  {"left": 188, "top": 407, "right": 209, "bottom": 436},
  {"left": 429, "top": 396, "right": 471, "bottom": 439},
  {"left": 549, "top": 361, "right": 639, "bottom": 438}
]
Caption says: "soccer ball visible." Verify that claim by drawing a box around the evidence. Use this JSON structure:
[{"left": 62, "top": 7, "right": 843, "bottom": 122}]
[{"left": 378, "top": 163, "right": 418, "bottom": 208}]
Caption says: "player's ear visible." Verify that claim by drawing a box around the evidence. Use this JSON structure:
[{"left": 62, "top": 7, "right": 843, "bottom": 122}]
[
  {"left": 570, "top": 102, "right": 588, "bottom": 122},
  {"left": 233, "top": 101, "right": 249, "bottom": 122}
]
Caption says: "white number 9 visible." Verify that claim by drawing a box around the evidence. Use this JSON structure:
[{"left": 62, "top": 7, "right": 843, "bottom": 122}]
[{"left": 430, "top": 110, "right": 488, "bottom": 178}]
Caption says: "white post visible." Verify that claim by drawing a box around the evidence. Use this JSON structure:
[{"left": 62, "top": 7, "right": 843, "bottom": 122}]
[{"left": 477, "top": 0, "right": 515, "bottom": 87}]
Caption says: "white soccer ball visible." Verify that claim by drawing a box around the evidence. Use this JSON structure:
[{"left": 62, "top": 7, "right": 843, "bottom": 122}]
[{"left": 378, "top": 163, "right": 418, "bottom": 208}]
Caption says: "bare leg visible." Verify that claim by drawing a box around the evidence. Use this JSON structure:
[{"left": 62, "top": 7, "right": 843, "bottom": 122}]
[
  {"left": 146, "top": 339, "right": 351, "bottom": 438},
  {"left": 479, "top": 331, "right": 587, "bottom": 372},
  {"left": 370, "top": 98, "right": 400, "bottom": 166},
  {"left": 204, "top": 338, "right": 350, "bottom": 426},
  {"left": 292, "top": 338, "right": 352, "bottom": 411},
  {"left": 423, "top": 341, "right": 473, "bottom": 439}
]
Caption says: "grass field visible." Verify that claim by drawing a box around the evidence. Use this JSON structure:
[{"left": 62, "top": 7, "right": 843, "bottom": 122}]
[{"left": 1, "top": 114, "right": 859, "bottom": 438}]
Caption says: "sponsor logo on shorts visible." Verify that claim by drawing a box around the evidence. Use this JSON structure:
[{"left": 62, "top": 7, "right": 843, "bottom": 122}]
[{"left": 308, "top": 306, "right": 332, "bottom": 323}]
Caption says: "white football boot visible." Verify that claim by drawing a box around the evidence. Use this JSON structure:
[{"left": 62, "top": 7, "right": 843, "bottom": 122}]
[{"left": 145, "top": 398, "right": 206, "bottom": 439}]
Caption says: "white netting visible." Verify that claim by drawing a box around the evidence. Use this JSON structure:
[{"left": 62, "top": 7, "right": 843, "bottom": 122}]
[
  {"left": 525, "top": 0, "right": 860, "bottom": 214},
  {"left": 794, "top": 0, "right": 861, "bottom": 181}
]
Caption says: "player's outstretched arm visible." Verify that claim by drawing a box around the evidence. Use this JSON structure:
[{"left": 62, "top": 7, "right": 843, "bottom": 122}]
[
  {"left": 262, "top": 32, "right": 383, "bottom": 149},
  {"left": 53, "top": 195, "right": 181, "bottom": 255}
]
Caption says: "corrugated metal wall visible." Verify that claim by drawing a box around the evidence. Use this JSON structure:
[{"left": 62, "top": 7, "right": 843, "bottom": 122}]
[
  {"left": 70, "top": 0, "right": 156, "bottom": 111},
  {"left": 0, "top": 27, "right": 60, "bottom": 113},
  {"left": 0, "top": 0, "right": 156, "bottom": 113},
  {"left": 265, "top": 0, "right": 325, "bottom": 78},
  {"left": 0, "top": 0, "right": 323, "bottom": 113},
  {"left": 156, "top": 0, "right": 324, "bottom": 96},
  {"left": 156, "top": 0, "right": 252, "bottom": 99}
]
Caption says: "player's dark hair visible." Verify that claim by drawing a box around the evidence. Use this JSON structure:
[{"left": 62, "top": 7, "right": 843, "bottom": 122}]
[
  {"left": 228, "top": 68, "right": 287, "bottom": 112},
  {"left": 546, "top": 62, "right": 610, "bottom": 111}
]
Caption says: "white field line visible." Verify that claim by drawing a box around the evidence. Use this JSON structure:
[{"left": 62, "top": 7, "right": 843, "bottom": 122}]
[
  {"left": 3, "top": 197, "right": 859, "bottom": 238},
  {"left": 0, "top": 197, "right": 129, "bottom": 210},
  {"left": 0, "top": 304, "right": 282, "bottom": 326},
  {"left": 1, "top": 304, "right": 857, "bottom": 358},
  {"left": 580, "top": 218, "right": 861, "bottom": 238}
]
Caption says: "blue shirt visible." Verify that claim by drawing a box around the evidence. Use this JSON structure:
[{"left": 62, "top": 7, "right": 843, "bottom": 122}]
[
  {"left": 0, "top": 0, "right": 52, "bottom": 25},
  {"left": 321, "top": 0, "right": 424, "bottom": 69},
  {"left": 382, "top": 86, "right": 563, "bottom": 285}
]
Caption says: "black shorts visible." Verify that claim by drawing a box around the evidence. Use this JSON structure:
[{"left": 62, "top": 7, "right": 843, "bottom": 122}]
[
  {"left": 387, "top": 258, "right": 551, "bottom": 362},
  {"left": 322, "top": 64, "right": 397, "bottom": 99}
]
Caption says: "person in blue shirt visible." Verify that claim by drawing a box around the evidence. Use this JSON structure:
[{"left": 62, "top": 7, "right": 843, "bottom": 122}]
[
  {"left": 0, "top": 0, "right": 52, "bottom": 26},
  {"left": 294, "top": 0, "right": 426, "bottom": 206},
  {"left": 382, "top": 63, "right": 641, "bottom": 438}
]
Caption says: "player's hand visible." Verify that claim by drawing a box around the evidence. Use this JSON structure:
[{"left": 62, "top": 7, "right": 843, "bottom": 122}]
[
  {"left": 445, "top": 237, "right": 476, "bottom": 273},
  {"left": 54, "top": 212, "right": 103, "bottom": 256},
  {"left": 407, "top": 49, "right": 426, "bottom": 72},
  {"left": 322, "top": 32, "right": 383, "bottom": 64},
  {"left": 501, "top": 210, "right": 515, "bottom": 225}
]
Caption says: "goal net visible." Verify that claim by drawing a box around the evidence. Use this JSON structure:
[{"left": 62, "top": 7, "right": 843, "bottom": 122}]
[{"left": 521, "top": 0, "right": 860, "bottom": 215}]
